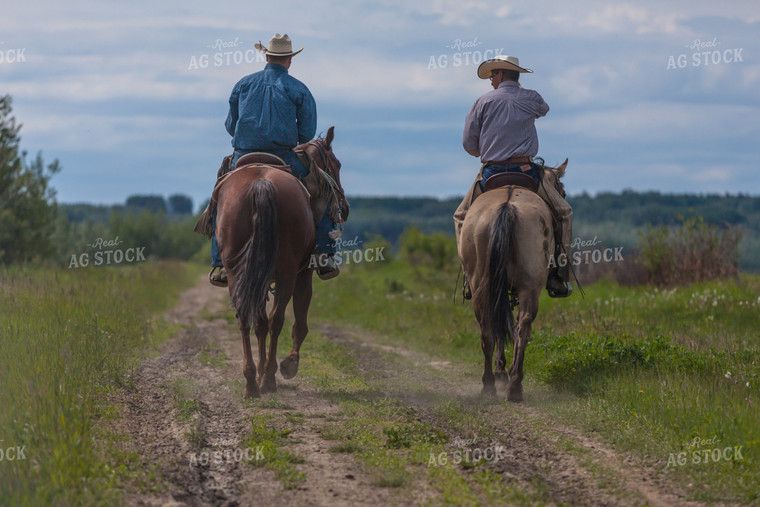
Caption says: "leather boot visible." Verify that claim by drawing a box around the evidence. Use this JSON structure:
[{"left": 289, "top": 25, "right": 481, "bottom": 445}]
[
  {"left": 546, "top": 268, "right": 571, "bottom": 298},
  {"left": 209, "top": 266, "right": 227, "bottom": 287},
  {"left": 315, "top": 253, "right": 340, "bottom": 280},
  {"left": 547, "top": 219, "right": 572, "bottom": 298}
]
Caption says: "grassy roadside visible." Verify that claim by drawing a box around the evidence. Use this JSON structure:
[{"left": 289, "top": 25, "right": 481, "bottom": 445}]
[
  {"left": 0, "top": 261, "right": 204, "bottom": 505},
  {"left": 308, "top": 260, "right": 760, "bottom": 503}
]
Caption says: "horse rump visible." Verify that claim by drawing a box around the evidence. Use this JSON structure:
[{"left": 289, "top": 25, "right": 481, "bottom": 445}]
[{"left": 230, "top": 178, "right": 278, "bottom": 325}]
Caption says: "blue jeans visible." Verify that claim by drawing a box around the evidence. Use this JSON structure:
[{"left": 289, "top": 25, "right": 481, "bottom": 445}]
[
  {"left": 480, "top": 162, "right": 540, "bottom": 192},
  {"left": 211, "top": 148, "right": 334, "bottom": 266}
]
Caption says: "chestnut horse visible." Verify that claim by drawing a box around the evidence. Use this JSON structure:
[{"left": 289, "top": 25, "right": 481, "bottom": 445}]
[
  {"left": 215, "top": 127, "right": 348, "bottom": 398},
  {"left": 458, "top": 163, "right": 567, "bottom": 402}
]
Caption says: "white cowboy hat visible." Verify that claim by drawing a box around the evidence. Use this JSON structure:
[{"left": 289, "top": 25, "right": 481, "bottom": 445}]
[
  {"left": 255, "top": 33, "right": 304, "bottom": 57},
  {"left": 477, "top": 55, "right": 533, "bottom": 79}
]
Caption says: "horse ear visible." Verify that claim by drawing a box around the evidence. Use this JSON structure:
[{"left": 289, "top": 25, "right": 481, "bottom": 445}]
[
  {"left": 325, "top": 126, "right": 335, "bottom": 147},
  {"left": 556, "top": 158, "right": 568, "bottom": 178}
]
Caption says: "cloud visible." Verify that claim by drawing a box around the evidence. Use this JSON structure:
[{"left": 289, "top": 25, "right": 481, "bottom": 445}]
[
  {"left": 543, "top": 102, "right": 760, "bottom": 144},
  {"left": 584, "top": 4, "right": 682, "bottom": 34},
  {"left": 429, "top": 0, "right": 491, "bottom": 26}
]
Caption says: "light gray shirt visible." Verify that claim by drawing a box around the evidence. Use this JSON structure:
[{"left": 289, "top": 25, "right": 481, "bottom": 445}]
[{"left": 463, "top": 81, "right": 549, "bottom": 163}]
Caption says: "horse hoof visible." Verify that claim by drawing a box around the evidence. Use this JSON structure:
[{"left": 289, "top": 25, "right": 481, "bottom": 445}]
[
  {"left": 245, "top": 385, "right": 261, "bottom": 398},
  {"left": 494, "top": 371, "right": 509, "bottom": 385},
  {"left": 506, "top": 384, "right": 523, "bottom": 403},
  {"left": 481, "top": 384, "right": 497, "bottom": 397},
  {"left": 259, "top": 377, "right": 277, "bottom": 394},
  {"left": 280, "top": 355, "right": 299, "bottom": 379}
]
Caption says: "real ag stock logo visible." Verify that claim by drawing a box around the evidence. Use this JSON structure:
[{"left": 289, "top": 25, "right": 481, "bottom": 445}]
[
  {"left": 0, "top": 42, "right": 26, "bottom": 65},
  {"left": 0, "top": 440, "right": 27, "bottom": 462},
  {"left": 68, "top": 236, "right": 147, "bottom": 269},
  {"left": 547, "top": 236, "right": 625, "bottom": 270},
  {"left": 427, "top": 37, "right": 505, "bottom": 70},
  {"left": 188, "top": 37, "right": 266, "bottom": 70},
  {"left": 427, "top": 434, "right": 506, "bottom": 467},
  {"left": 307, "top": 235, "right": 387, "bottom": 269},
  {"left": 666, "top": 38, "right": 744, "bottom": 70},
  {"left": 665, "top": 435, "right": 744, "bottom": 468}
]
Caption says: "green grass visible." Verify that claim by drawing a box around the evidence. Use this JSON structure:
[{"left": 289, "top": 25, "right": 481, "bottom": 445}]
[
  {"left": 0, "top": 261, "right": 203, "bottom": 505},
  {"left": 166, "top": 378, "right": 203, "bottom": 422},
  {"left": 309, "top": 260, "right": 760, "bottom": 503},
  {"left": 242, "top": 413, "right": 306, "bottom": 489},
  {"left": 197, "top": 344, "right": 229, "bottom": 368}
]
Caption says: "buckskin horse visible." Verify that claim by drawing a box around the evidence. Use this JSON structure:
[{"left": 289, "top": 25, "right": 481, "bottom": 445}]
[
  {"left": 458, "top": 161, "right": 568, "bottom": 402},
  {"left": 215, "top": 126, "right": 348, "bottom": 398}
]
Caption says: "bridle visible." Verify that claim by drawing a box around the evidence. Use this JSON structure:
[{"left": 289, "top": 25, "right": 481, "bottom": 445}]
[{"left": 305, "top": 138, "right": 347, "bottom": 204}]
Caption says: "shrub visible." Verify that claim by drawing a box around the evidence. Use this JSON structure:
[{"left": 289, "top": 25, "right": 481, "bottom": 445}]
[
  {"left": 638, "top": 215, "right": 741, "bottom": 286},
  {"left": 399, "top": 225, "right": 458, "bottom": 270}
]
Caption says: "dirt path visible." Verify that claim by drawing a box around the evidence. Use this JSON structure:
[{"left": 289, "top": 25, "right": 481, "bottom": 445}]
[
  {"left": 112, "top": 275, "right": 394, "bottom": 507},
  {"left": 111, "top": 275, "right": 700, "bottom": 506}
]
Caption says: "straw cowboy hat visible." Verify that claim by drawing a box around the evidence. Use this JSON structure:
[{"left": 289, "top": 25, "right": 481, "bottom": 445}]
[
  {"left": 477, "top": 55, "right": 533, "bottom": 79},
  {"left": 255, "top": 33, "right": 304, "bottom": 57}
]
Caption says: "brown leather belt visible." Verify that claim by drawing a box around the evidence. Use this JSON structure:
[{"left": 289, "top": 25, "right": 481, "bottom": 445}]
[{"left": 485, "top": 156, "right": 533, "bottom": 165}]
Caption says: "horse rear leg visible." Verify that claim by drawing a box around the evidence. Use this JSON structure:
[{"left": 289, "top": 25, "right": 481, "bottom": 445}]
[
  {"left": 480, "top": 330, "right": 497, "bottom": 396},
  {"left": 238, "top": 310, "right": 261, "bottom": 399},
  {"left": 254, "top": 311, "right": 268, "bottom": 385},
  {"left": 280, "top": 269, "right": 312, "bottom": 379},
  {"left": 259, "top": 278, "right": 295, "bottom": 394},
  {"left": 475, "top": 302, "right": 497, "bottom": 396},
  {"left": 229, "top": 273, "right": 260, "bottom": 398},
  {"left": 507, "top": 292, "right": 538, "bottom": 402},
  {"left": 494, "top": 348, "right": 509, "bottom": 385}
]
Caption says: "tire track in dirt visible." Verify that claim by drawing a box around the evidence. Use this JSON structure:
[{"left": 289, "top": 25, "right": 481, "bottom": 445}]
[
  {"left": 318, "top": 324, "right": 704, "bottom": 507},
  {"left": 110, "top": 275, "right": 395, "bottom": 506}
]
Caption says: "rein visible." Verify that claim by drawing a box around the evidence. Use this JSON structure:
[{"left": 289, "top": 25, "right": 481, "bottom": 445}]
[{"left": 303, "top": 139, "right": 346, "bottom": 231}]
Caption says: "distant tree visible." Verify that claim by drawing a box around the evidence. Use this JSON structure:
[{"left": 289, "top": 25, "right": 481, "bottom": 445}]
[
  {"left": 125, "top": 194, "right": 167, "bottom": 213},
  {"left": 168, "top": 194, "right": 193, "bottom": 215},
  {"left": 0, "top": 95, "right": 61, "bottom": 265}
]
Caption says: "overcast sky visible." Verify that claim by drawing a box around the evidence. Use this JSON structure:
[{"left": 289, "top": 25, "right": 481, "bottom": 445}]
[{"left": 2, "top": 0, "right": 758, "bottom": 207}]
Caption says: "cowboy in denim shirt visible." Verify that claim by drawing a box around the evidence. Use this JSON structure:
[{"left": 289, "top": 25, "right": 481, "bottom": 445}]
[{"left": 210, "top": 34, "right": 338, "bottom": 286}]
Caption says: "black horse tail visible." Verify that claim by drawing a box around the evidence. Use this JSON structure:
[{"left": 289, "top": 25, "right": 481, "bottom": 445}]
[
  {"left": 231, "top": 179, "right": 278, "bottom": 326},
  {"left": 485, "top": 201, "right": 517, "bottom": 349}
]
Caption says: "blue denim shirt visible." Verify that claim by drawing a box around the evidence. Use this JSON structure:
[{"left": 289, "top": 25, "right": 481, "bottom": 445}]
[{"left": 225, "top": 63, "right": 317, "bottom": 150}]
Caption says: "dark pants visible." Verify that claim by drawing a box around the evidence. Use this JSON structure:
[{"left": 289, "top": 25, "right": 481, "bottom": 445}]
[
  {"left": 479, "top": 163, "right": 540, "bottom": 192},
  {"left": 211, "top": 148, "right": 335, "bottom": 267}
]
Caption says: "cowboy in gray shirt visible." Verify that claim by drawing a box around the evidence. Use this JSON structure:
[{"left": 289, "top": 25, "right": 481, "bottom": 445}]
[{"left": 454, "top": 55, "right": 573, "bottom": 298}]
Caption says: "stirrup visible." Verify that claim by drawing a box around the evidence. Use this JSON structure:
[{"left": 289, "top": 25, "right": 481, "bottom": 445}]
[
  {"left": 315, "top": 254, "right": 340, "bottom": 280},
  {"left": 317, "top": 266, "right": 340, "bottom": 280},
  {"left": 463, "top": 279, "right": 472, "bottom": 300}
]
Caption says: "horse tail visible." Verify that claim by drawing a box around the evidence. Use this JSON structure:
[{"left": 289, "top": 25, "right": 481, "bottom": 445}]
[
  {"left": 231, "top": 178, "right": 278, "bottom": 325},
  {"left": 485, "top": 201, "right": 517, "bottom": 348}
]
